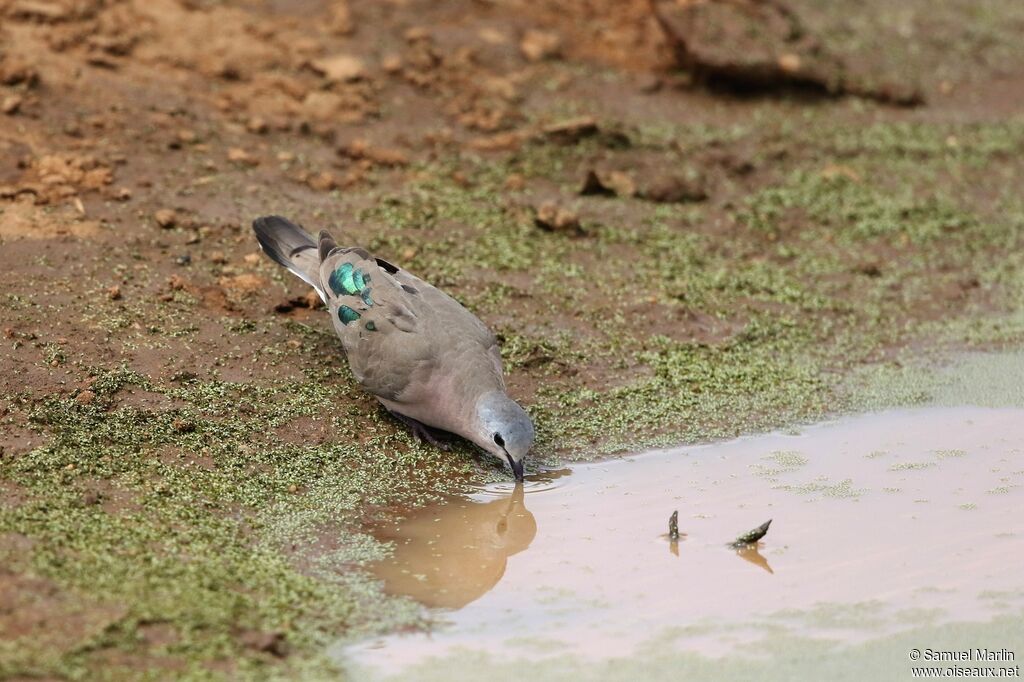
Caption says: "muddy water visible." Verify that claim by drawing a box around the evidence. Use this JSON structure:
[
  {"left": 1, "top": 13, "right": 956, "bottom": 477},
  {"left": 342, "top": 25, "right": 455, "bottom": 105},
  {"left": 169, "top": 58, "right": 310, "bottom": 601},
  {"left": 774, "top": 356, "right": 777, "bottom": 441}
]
[{"left": 339, "top": 407, "right": 1024, "bottom": 681}]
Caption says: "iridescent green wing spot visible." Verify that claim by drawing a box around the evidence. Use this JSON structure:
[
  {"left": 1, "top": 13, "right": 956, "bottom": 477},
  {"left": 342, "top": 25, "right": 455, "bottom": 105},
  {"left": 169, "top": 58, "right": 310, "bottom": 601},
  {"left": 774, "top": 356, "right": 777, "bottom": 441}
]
[
  {"left": 360, "top": 287, "right": 374, "bottom": 306},
  {"left": 365, "top": 321, "right": 377, "bottom": 332},
  {"left": 329, "top": 263, "right": 373, "bottom": 299},
  {"left": 328, "top": 263, "right": 356, "bottom": 296},
  {"left": 338, "top": 305, "right": 361, "bottom": 325}
]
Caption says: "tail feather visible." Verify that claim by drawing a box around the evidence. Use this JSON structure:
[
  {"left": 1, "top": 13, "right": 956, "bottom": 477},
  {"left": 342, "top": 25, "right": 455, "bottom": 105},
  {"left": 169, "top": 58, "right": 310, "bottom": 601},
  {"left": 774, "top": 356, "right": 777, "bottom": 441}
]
[
  {"left": 252, "top": 215, "right": 326, "bottom": 301},
  {"left": 317, "top": 230, "right": 338, "bottom": 263}
]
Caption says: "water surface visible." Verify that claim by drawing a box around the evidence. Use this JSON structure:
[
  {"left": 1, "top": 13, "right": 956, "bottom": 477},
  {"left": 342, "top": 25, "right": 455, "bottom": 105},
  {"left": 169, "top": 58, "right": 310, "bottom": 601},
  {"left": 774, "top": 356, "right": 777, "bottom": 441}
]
[{"left": 339, "top": 407, "right": 1024, "bottom": 681}]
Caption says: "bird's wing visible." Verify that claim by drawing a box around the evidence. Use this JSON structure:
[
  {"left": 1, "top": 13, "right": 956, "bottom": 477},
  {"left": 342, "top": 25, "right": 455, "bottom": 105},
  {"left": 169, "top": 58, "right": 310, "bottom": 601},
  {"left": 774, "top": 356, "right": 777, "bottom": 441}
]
[{"left": 316, "top": 230, "right": 506, "bottom": 411}]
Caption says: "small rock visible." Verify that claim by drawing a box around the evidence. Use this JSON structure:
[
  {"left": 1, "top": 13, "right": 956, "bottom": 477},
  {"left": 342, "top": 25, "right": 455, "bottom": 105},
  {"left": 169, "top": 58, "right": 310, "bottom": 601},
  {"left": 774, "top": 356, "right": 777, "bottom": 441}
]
[
  {"left": 777, "top": 53, "right": 802, "bottom": 73},
  {"left": 175, "top": 254, "right": 192, "bottom": 266},
  {"left": 520, "top": 29, "right": 562, "bottom": 62},
  {"left": 580, "top": 169, "right": 636, "bottom": 198},
  {"left": 306, "top": 171, "right": 339, "bottom": 192},
  {"left": 2, "top": 94, "right": 23, "bottom": 115},
  {"left": 310, "top": 54, "right": 367, "bottom": 83},
  {"left": 75, "top": 390, "right": 96, "bottom": 405},
  {"left": 107, "top": 285, "right": 122, "bottom": 300},
  {"left": 154, "top": 208, "right": 177, "bottom": 229},
  {"left": 338, "top": 140, "right": 408, "bottom": 166},
  {"left": 219, "top": 273, "right": 267, "bottom": 295},
  {"left": 541, "top": 116, "right": 599, "bottom": 144},
  {"left": 403, "top": 26, "right": 430, "bottom": 42},
  {"left": 328, "top": 0, "right": 354, "bottom": 35},
  {"left": 478, "top": 27, "right": 509, "bottom": 45},
  {"left": 227, "top": 147, "right": 258, "bottom": 166},
  {"left": 534, "top": 201, "right": 582, "bottom": 235},
  {"left": 0, "top": 56, "right": 39, "bottom": 87},
  {"left": 113, "top": 187, "right": 132, "bottom": 201},
  {"left": 12, "top": 0, "right": 72, "bottom": 22},
  {"left": 246, "top": 116, "right": 269, "bottom": 135},
  {"left": 381, "top": 54, "right": 403, "bottom": 74},
  {"left": 640, "top": 174, "right": 707, "bottom": 203},
  {"left": 301, "top": 91, "right": 344, "bottom": 121}
]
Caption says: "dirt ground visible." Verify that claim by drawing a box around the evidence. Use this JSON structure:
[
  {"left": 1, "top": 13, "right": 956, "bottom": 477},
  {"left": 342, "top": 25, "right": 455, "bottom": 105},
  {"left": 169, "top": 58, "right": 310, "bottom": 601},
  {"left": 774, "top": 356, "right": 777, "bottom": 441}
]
[{"left": 2, "top": 0, "right": 1024, "bottom": 679}]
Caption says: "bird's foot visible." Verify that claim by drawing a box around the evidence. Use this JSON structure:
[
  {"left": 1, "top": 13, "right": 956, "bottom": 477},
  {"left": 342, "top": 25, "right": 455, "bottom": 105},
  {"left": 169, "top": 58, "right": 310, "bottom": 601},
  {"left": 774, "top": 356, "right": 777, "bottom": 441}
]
[{"left": 387, "top": 410, "right": 451, "bottom": 451}]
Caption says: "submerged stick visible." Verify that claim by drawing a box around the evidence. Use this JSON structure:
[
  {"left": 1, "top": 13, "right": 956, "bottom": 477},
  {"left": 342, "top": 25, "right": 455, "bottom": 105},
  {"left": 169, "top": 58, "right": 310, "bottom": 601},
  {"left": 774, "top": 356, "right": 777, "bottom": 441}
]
[
  {"left": 730, "top": 519, "right": 772, "bottom": 548},
  {"left": 668, "top": 510, "right": 680, "bottom": 540}
]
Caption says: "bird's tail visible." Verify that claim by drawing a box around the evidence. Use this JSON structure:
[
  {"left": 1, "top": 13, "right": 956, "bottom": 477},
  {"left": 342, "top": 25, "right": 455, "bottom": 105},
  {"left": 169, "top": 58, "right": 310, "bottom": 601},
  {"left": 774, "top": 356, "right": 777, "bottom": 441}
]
[{"left": 252, "top": 215, "right": 326, "bottom": 301}]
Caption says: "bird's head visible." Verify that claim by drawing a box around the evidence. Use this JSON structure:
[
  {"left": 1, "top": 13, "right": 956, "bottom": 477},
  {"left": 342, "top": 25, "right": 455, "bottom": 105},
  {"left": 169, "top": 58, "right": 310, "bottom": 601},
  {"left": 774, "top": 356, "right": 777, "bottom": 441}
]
[{"left": 472, "top": 392, "right": 534, "bottom": 481}]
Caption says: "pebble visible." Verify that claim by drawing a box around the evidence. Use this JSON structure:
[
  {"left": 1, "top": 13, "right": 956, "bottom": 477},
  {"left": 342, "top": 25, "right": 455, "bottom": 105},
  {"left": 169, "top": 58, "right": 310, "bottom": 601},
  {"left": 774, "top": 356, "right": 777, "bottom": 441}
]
[
  {"left": 311, "top": 54, "right": 367, "bottom": 82},
  {"left": 227, "top": 147, "right": 258, "bottom": 165},
  {"left": 154, "top": 208, "right": 177, "bottom": 228},
  {"left": 520, "top": 29, "right": 562, "bottom": 62},
  {"left": 246, "top": 116, "right": 269, "bottom": 134},
  {"left": 2, "top": 94, "right": 23, "bottom": 115},
  {"left": 534, "top": 201, "right": 582, "bottom": 234}
]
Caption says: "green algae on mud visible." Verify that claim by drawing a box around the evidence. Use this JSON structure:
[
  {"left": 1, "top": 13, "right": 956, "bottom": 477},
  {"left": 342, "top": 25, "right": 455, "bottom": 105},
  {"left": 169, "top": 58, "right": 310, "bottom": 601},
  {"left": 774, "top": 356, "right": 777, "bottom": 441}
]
[{"left": 0, "top": 366, "right": 480, "bottom": 679}]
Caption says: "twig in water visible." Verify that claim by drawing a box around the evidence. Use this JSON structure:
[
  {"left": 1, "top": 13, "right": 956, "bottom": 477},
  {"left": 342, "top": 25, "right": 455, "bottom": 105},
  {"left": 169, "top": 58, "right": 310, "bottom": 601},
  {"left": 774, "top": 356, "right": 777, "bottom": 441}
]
[{"left": 730, "top": 519, "right": 772, "bottom": 548}]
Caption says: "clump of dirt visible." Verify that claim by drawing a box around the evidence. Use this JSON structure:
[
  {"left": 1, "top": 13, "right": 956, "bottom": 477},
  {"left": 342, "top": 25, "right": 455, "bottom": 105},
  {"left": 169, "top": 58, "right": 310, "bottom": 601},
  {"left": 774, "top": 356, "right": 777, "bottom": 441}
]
[
  {"left": 6, "top": 152, "right": 115, "bottom": 204},
  {"left": 649, "top": 0, "right": 924, "bottom": 105}
]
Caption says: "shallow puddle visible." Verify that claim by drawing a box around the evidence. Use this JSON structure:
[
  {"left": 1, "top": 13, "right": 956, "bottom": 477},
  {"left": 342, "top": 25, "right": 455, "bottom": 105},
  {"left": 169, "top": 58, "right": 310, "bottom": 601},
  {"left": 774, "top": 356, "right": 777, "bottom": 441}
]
[{"left": 338, "top": 407, "right": 1024, "bottom": 681}]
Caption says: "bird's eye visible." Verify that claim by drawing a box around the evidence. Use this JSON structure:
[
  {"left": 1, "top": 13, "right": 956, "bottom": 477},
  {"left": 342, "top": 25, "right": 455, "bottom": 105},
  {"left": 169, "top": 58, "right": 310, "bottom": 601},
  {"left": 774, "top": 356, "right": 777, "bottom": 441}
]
[{"left": 493, "top": 433, "right": 505, "bottom": 447}]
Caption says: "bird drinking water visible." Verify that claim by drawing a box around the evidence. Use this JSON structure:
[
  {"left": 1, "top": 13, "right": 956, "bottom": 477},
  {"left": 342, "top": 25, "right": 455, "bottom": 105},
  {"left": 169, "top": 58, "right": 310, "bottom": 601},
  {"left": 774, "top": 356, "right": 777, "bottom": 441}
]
[{"left": 253, "top": 215, "right": 534, "bottom": 480}]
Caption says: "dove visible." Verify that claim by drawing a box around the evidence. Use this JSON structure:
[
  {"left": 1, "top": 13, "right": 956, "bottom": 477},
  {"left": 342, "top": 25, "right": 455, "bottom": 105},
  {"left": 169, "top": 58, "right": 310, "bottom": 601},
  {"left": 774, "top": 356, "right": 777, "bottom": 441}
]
[{"left": 252, "top": 215, "right": 534, "bottom": 480}]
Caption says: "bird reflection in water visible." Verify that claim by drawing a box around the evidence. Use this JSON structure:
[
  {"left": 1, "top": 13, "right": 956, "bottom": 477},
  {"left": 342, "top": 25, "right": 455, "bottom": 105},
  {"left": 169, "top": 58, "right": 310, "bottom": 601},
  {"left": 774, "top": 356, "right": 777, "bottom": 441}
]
[{"left": 369, "top": 483, "right": 537, "bottom": 609}]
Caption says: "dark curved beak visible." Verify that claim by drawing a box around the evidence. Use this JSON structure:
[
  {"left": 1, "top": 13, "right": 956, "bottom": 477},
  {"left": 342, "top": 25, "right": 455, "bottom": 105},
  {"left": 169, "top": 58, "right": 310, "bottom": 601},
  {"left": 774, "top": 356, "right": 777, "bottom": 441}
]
[{"left": 506, "top": 454, "right": 525, "bottom": 482}]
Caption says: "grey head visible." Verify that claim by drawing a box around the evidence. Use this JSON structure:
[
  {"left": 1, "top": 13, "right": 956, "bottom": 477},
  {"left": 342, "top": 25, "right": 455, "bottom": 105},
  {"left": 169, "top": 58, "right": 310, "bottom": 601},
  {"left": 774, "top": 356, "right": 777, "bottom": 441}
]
[{"left": 471, "top": 391, "right": 535, "bottom": 481}]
